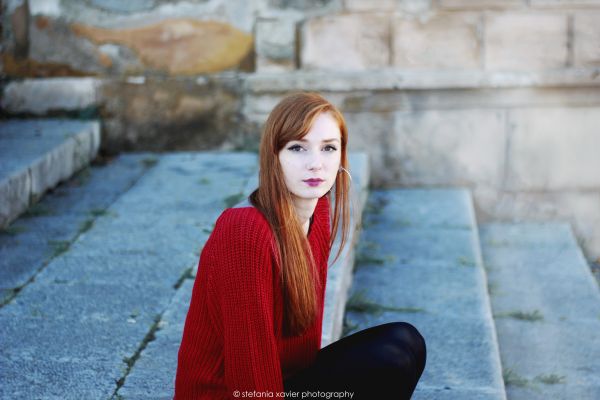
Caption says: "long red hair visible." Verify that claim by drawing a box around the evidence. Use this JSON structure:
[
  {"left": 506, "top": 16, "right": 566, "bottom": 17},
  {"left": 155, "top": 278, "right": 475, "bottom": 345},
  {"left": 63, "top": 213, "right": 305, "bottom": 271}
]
[{"left": 249, "top": 92, "right": 352, "bottom": 337}]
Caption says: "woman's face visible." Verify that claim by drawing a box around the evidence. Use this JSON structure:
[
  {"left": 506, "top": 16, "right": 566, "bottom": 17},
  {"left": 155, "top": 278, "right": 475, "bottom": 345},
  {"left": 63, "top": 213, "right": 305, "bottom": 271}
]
[{"left": 278, "top": 112, "right": 342, "bottom": 202}]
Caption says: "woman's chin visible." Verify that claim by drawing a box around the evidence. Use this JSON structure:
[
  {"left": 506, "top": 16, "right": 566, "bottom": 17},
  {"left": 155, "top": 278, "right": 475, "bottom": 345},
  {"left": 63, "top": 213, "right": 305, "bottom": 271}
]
[{"left": 292, "top": 187, "right": 328, "bottom": 200}]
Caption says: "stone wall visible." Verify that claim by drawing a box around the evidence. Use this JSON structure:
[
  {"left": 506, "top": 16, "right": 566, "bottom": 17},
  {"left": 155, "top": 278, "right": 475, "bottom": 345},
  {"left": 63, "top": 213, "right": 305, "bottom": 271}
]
[
  {"left": 2, "top": 0, "right": 600, "bottom": 260},
  {"left": 3, "top": 1, "right": 600, "bottom": 75}
]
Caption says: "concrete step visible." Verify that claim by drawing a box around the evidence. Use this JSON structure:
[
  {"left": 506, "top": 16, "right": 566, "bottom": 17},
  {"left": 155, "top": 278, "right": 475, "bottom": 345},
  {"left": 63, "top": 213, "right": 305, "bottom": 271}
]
[
  {"left": 0, "top": 119, "right": 100, "bottom": 228},
  {"left": 117, "top": 153, "right": 370, "bottom": 399},
  {"left": 1, "top": 78, "right": 100, "bottom": 116},
  {"left": 345, "top": 189, "right": 506, "bottom": 400},
  {"left": 0, "top": 153, "right": 154, "bottom": 305},
  {"left": 480, "top": 223, "right": 600, "bottom": 400},
  {"left": 0, "top": 151, "right": 369, "bottom": 399}
]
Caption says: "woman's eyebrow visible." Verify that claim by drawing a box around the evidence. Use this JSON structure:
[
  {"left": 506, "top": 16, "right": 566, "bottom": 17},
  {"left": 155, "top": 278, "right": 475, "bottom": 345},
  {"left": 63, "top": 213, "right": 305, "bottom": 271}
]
[{"left": 295, "top": 138, "right": 340, "bottom": 143}]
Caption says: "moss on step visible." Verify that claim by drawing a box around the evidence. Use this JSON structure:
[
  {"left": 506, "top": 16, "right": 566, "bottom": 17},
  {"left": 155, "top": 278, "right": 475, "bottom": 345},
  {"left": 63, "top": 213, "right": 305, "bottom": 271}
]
[
  {"left": 88, "top": 208, "right": 110, "bottom": 217},
  {"left": 457, "top": 256, "right": 476, "bottom": 267},
  {"left": 487, "top": 282, "right": 499, "bottom": 296},
  {"left": 355, "top": 253, "right": 396, "bottom": 269},
  {"left": 346, "top": 290, "right": 423, "bottom": 316},
  {"left": 0, "top": 225, "right": 27, "bottom": 236},
  {"left": 534, "top": 374, "right": 566, "bottom": 385},
  {"left": 341, "top": 317, "right": 359, "bottom": 337},
  {"left": 66, "top": 166, "right": 92, "bottom": 187},
  {"left": 173, "top": 267, "right": 194, "bottom": 290},
  {"left": 504, "top": 368, "right": 567, "bottom": 389},
  {"left": 202, "top": 223, "right": 215, "bottom": 235},
  {"left": 140, "top": 157, "right": 158, "bottom": 168},
  {"left": 224, "top": 192, "right": 245, "bottom": 208},
  {"left": 503, "top": 368, "right": 530, "bottom": 387},
  {"left": 495, "top": 309, "right": 544, "bottom": 322},
  {"left": 485, "top": 239, "right": 511, "bottom": 247},
  {"left": 364, "top": 196, "right": 388, "bottom": 215},
  {"left": 22, "top": 203, "right": 54, "bottom": 218},
  {"left": 114, "top": 314, "right": 162, "bottom": 396},
  {"left": 48, "top": 240, "right": 70, "bottom": 258},
  {"left": 78, "top": 218, "right": 94, "bottom": 234}
]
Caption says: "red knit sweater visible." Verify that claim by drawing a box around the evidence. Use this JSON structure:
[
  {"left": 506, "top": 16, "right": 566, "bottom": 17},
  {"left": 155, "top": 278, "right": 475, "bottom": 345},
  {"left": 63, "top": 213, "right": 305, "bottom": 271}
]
[{"left": 174, "top": 194, "right": 332, "bottom": 399}]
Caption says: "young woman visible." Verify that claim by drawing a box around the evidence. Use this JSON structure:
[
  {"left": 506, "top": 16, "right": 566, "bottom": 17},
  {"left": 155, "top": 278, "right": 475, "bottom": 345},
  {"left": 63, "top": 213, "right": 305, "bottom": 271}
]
[{"left": 174, "top": 92, "right": 426, "bottom": 399}]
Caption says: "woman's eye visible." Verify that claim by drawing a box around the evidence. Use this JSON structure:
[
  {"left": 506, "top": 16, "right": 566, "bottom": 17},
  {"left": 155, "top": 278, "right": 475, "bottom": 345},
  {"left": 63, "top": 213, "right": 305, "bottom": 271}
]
[{"left": 287, "top": 144, "right": 337, "bottom": 152}]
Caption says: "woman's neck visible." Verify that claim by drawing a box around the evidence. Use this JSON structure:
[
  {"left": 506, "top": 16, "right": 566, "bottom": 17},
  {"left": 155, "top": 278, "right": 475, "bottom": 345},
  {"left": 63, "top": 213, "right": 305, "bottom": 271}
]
[{"left": 292, "top": 197, "right": 318, "bottom": 236}]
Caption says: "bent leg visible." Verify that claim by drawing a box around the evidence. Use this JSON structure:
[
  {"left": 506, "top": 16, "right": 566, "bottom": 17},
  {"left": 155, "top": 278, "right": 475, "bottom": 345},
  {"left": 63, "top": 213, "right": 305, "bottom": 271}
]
[{"left": 284, "top": 322, "right": 426, "bottom": 399}]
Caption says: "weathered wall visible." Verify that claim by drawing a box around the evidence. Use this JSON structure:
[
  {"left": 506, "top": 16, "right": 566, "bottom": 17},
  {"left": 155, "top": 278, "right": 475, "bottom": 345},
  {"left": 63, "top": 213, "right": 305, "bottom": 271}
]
[
  {"left": 242, "top": 75, "right": 600, "bottom": 260},
  {"left": 2, "top": 0, "right": 600, "bottom": 260}
]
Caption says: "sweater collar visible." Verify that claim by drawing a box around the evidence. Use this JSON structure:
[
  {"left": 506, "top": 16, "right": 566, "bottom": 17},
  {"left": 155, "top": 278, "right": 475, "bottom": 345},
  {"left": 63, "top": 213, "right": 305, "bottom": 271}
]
[{"left": 308, "top": 194, "right": 330, "bottom": 239}]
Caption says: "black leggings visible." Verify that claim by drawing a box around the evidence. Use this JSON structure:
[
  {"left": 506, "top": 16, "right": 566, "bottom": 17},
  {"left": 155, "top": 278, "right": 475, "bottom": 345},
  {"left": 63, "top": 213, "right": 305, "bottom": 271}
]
[{"left": 284, "top": 322, "right": 426, "bottom": 399}]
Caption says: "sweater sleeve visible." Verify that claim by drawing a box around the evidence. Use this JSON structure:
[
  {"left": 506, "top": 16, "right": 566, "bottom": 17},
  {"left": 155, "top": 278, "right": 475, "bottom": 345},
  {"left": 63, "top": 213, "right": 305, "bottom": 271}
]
[{"left": 210, "top": 208, "right": 283, "bottom": 396}]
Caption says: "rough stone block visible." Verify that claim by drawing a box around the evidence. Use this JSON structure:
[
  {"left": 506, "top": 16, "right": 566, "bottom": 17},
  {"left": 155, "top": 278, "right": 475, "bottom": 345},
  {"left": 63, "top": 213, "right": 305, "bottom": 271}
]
[
  {"left": 0, "top": 171, "right": 30, "bottom": 230},
  {"left": 574, "top": 13, "right": 600, "bottom": 67},
  {"left": 391, "top": 109, "right": 506, "bottom": 187},
  {"left": 29, "top": 141, "right": 74, "bottom": 203},
  {"left": 345, "top": 0, "right": 397, "bottom": 11},
  {"left": 505, "top": 107, "right": 600, "bottom": 190},
  {"left": 345, "top": 0, "right": 432, "bottom": 14},
  {"left": 530, "top": 0, "right": 600, "bottom": 7},
  {"left": 25, "top": 15, "right": 253, "bottom": 76},
  {"left": 439, "top": 0, "right": 525, "bottom": 9},
  {"left": 1, "top": 78, "right": 100, "bottom": 115},
  {"left": 343, "top": 111, "right": 397, "bottom": 186},
  {"left": 255, "top": 17, "right": 296, "bottom": 72},
  {"left": 6, "top": 0, "right": 29, "bottom": 58},
  {"left": 301, "top": 13, "right": 390, "bottom": 70},
  {"left": 27, "top": 124, "right": 98, "bottom": 203},
  {"left": 27, "top": 15, "right": 108, "bottom": 75},
  {"left": 71, "top": 18, "right": 253, "bottom": 75},
  {"left": 393, "top": 12, "right": 481, "bottom": 69},
  {"left": 270, "top": 0, "right": 340, "bottom": 11},
  {"left": 99, "top": 77, "right": 243, "bottom": 153},
  {"left": 87, "top": 0, "right": 155, "bottom": 13},
  {"left": 0, "top": 119, "right": 99, "bottom": 227},
  {"left": 485, "top": 13, "right": 568, "bottom": 70}
]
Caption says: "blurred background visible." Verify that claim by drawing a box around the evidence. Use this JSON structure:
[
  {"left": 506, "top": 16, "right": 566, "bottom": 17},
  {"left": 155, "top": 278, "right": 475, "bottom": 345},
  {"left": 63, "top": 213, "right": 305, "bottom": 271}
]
[
  {"left": 2, "top": 1, "right": 600, "bottom": 398},
  {"left": 3, "top": 0, "right": 600, "bottom": 269}
]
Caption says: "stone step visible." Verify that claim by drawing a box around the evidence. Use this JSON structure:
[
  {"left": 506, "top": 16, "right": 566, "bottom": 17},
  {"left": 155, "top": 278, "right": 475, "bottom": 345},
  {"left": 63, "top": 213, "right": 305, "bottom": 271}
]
[
  {"left": 480, "top": 223, "right": 600, "bottom": 400},
  {"left": 117, "top": 153, "right": 370, "bottom": 399},
  {"left": 345, "top": 189, "right": 506, "bottom": 400},
  {"left": 0, "top": 119, "right": 100, "bottom": 229},
  {"left": 1, "top": 78, "right": 100, "bottom": 116},
  {"left": 0, "top": 151, "right": 369, "bottom": 399},
  {"left": 0, "top": 153, "right": 155, "bottom": 305}
]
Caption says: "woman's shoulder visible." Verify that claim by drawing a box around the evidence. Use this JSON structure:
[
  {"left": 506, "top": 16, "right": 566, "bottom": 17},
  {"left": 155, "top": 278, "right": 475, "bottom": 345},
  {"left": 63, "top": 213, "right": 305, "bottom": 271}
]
[{"left": 211, "top": 197, "right": 274, "bottom": 246}]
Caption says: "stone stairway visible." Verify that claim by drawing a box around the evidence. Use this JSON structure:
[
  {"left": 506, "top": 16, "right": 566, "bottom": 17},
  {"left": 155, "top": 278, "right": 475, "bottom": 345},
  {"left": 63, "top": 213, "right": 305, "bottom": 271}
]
[
  {"left": 480, "top": 223, "right": 600, "bottom": 399},
  {"left": 2, "top": 120, "right": 600, "bottom": 399},
  {"left": 0, "top": 119, "right": 100, "bottom": 229},
  {"left": 345, "top": 189, "right": 506, "bottom": 400}
]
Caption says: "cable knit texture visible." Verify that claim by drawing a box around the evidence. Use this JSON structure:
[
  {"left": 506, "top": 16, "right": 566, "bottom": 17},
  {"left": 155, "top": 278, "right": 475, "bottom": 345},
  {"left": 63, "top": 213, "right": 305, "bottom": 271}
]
[{"left": 174, "top": 195, "right": 332, "bottom": 399}]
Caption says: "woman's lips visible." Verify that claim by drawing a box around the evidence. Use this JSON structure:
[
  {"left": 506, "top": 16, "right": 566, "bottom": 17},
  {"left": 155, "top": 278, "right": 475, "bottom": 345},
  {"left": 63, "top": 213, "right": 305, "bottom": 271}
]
[{"left": 303, "top": 179, "right": 323, "bottom": 187}]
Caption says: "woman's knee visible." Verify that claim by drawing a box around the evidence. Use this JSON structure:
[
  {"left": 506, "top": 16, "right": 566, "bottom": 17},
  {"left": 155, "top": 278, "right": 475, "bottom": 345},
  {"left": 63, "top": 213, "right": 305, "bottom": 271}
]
[{"left": 377, "top": 322, "right": 427, "bottom": 373}]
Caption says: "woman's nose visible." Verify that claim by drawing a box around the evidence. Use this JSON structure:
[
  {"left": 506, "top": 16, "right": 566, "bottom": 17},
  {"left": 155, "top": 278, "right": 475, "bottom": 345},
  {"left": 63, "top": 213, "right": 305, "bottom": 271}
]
[{"left": 306, "top": 152, "right": 323, "bottom": 170}]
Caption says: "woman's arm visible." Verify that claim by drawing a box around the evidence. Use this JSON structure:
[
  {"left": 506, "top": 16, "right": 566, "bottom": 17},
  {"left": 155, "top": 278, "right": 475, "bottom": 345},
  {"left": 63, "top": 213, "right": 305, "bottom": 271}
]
[{"left": 212, "top": 208, "right": 283, "bottom": 396}]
